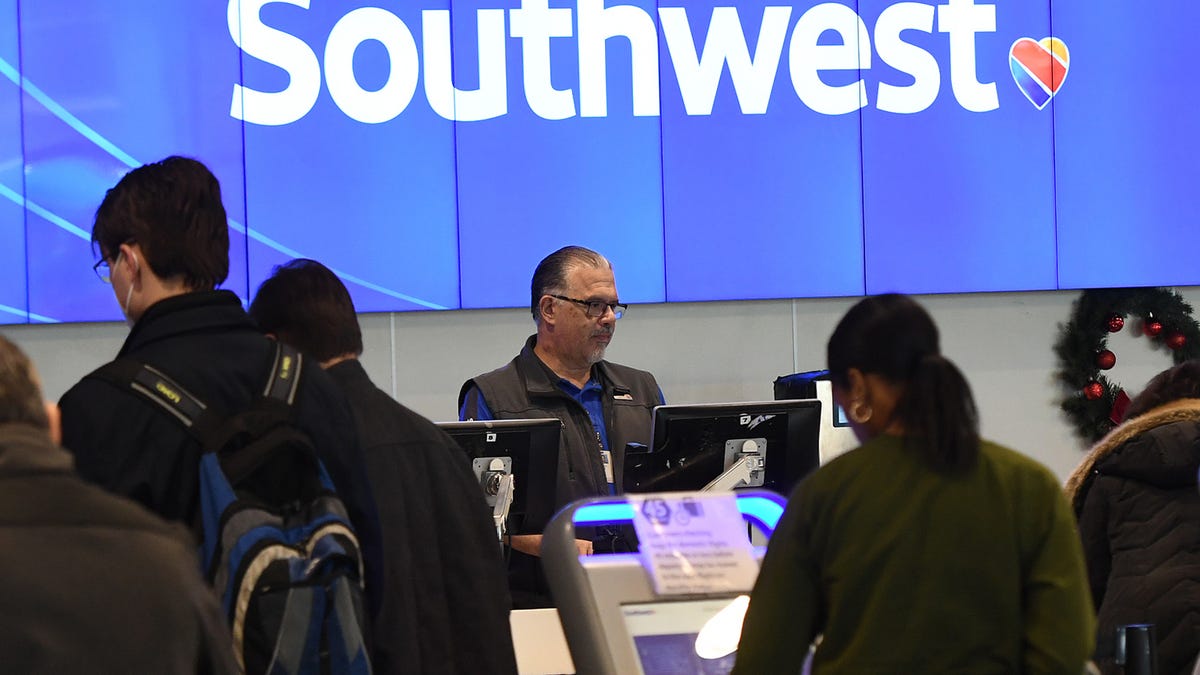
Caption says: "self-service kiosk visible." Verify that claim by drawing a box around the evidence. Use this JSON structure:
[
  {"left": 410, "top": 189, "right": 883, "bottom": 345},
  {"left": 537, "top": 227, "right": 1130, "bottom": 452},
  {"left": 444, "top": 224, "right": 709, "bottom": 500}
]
[
  {"left": 542, "top": 491, "right": 786, "bottom": 675},
  {"left": 774, "top": 369, "right": 859, "bottom": 463}
]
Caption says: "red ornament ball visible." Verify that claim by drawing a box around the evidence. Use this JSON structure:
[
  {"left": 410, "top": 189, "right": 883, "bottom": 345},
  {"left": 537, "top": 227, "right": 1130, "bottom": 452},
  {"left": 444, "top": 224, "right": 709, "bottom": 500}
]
[
  {"left": 1166, "top": 331, "right": 1187, "bottom": 350},
  {"left": 1084, "top": 382, "right": 1104, "bottom": 400},
  {"left": 1145, "top": 320, "right": 1164, "bottom": 337},
  {"left": 1107, "top": 314, "right": 1125, "bottom": 333},
  {"left": 1096, "top": 350, "right": 1116, "bottom": 370}
]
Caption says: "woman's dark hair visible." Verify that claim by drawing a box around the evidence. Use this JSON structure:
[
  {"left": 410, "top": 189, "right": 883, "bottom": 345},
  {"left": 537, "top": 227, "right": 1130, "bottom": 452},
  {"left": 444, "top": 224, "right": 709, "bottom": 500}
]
[
  {"left": 1123, "top": 360, "right": 1200, "bottom": 421},
  {"left": 827, "top": 293, "right": 980, "bottom": 473},
  {"left": 92, "top": 156, "right": 229, "bottom": 290},
  {"left": 249, "top": 259, "right": 363, "bottom": 363}
]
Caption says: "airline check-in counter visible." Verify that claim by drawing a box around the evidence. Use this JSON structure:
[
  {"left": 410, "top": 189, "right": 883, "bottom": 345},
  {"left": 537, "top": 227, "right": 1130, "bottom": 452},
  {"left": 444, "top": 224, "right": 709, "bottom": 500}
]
[{"left": 523, "top": 491, "right": 785, "bottom": 675}]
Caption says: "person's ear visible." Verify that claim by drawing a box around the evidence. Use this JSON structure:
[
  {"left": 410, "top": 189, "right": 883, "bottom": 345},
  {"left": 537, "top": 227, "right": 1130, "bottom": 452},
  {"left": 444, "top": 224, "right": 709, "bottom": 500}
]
[
  {"left": 538, "top": 295, "right": 558, "bottom": 325},
  {"left": 118, "top": 241, "right": 141, "bottom": 282},
  {"left": 845, "top": 368, "right": 868, "bottom": 402},
  {"left": 44, "top": 401, "right": 61, "bottom": 446}
]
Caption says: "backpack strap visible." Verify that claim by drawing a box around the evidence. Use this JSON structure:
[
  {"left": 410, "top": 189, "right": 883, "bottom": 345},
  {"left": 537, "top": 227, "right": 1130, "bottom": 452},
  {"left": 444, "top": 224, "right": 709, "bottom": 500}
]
[
  {"left": 262, "top": 342, "right": 303, "bottom": 405},
  {"left": 87, "top": 342, "right": 303, "bottom": 447},
  {"left": 207, "top": 343, "right": 311, "bottom": 484},
  {"left": 89, "top": 357, "right": 225, "bottom": 443}
]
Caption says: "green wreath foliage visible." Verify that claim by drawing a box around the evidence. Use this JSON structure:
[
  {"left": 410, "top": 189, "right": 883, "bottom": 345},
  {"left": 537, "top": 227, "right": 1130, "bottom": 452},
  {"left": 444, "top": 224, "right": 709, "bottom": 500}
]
[{"left": 1055, "top": 287, "right": 1200, "bottom": 443}]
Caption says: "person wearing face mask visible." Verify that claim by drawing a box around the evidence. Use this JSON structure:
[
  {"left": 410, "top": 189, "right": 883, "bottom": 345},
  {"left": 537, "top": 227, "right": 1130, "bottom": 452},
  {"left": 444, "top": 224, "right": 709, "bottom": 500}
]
[
  {"left": 733, "top": 293, "right": 1095, "bottom": 675},
  {"left": 459, "top": 245, "right": 663, "bottom": 608},
  {"left": 56, "top": 157, "right": 385, "bottom": 644}
]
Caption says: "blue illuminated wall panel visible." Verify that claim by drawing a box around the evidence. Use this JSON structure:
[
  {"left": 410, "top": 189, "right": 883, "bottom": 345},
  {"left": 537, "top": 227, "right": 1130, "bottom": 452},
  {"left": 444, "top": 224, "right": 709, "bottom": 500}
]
[
  {"left": 453, "top": 0, "right": 666, "bottom": 309},
  {"left": 1053, "top": 0, "right": 1200, "bottom": 288},
  {"left": 18, "top": 2, "right": 248, "bottom": 322},
  {"left": 861, "top": 0, "right": 1056, "bottom": 294},
  {"left": 661, "top": 0, "right": 865, "bottom": 301},
  {"left": 0, "top": 0, "right": 25, "bottom": 324},
  {"left": 240, "top": 0, "right": 460, "bottom": 312}
]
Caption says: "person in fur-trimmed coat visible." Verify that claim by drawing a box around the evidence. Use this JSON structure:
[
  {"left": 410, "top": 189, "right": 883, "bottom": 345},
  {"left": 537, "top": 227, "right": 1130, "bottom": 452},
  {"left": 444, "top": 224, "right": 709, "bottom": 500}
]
[{"left": 1066, "top": 361, "right": 1200, "bottom": 675}]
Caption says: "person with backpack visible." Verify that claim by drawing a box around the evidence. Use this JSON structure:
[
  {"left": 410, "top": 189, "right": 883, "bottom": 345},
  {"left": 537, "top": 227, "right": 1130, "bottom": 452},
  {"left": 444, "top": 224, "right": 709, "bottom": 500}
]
[
  {"left": 250, "top": 258, "right": 519, "bottom": 675},
  {"left": 0, "top": 333, "right": 239, "bottom": 674},
  {"left": 58, "top": 156, "right": 384, "bottom": 674}
]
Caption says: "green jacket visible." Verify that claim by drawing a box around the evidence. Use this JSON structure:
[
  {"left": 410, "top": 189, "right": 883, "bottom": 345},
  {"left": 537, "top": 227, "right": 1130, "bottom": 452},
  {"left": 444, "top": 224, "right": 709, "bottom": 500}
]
[{"left": 734, "top": 435, "right": 1095, "bottom": 674}]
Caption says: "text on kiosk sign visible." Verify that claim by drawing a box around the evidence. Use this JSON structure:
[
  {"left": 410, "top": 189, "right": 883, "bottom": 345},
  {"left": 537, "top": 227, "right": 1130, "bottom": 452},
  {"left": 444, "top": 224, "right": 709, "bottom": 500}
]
[{"left": 231, "top": 0, "right": 1033, "bottom": 126}]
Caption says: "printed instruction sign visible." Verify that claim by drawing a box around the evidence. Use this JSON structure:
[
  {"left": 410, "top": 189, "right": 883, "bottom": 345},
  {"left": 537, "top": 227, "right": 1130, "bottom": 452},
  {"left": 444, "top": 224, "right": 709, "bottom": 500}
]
[{"left": 628, "top": 492, "right": 759, "bottom": 596}]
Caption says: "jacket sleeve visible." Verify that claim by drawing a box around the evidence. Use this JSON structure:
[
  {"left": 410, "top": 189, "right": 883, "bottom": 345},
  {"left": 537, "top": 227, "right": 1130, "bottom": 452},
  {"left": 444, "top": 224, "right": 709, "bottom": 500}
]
[
  {"left": 59, "top": 379, "right": 118, "bottom": 487},
  {"left": 732, "top": 491, "right": 820, "bottom": 675},
  {"left": 1021, "top": 472, "right": 1097, "bottom": 675},
  {"left": 1075, "top": 476, "right": 1113, "bottom": 611}
]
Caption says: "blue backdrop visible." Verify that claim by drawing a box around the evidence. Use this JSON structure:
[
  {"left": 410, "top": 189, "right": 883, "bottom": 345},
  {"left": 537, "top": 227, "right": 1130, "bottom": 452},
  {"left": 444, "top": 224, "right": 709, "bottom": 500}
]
[{"left": 1, "top": 0, "right": 1195, "bottom": 323}]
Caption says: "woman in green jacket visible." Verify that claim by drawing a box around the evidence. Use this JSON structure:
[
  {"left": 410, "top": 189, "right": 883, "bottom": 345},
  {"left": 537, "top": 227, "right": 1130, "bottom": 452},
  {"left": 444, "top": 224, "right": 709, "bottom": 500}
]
[{"left": 734, "top": 294, "right": 1095, "bottom": 674}]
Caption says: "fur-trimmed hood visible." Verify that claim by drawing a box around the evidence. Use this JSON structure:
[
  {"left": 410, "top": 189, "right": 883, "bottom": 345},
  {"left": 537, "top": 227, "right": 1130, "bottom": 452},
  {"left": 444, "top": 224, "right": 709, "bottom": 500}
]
[{"left": 1065, "top": 398, "right": 1200, "bottom": 512}]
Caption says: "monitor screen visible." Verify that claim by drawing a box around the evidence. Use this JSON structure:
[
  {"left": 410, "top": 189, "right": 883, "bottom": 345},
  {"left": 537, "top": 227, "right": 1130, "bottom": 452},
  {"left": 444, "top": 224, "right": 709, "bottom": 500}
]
[
  {"left": 437, "top": 418, "right": 561, "bottom": 537},
  {"left": 833, "top": 403, "right": 850, "bottom": 428},
  {"left": 621, "top": 596, "right": 748, "bottom": 675},
  {"left": 625, "top": 400, "right": 821, "bottom": 495}
]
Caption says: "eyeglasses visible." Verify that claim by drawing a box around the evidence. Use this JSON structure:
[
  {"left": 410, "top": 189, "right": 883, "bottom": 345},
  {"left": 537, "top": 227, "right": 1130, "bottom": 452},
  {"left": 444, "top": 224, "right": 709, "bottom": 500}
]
[
  {"left": 92, "top": 250, "right": 123, "bottom": 284},
  {"left": 549, "top": 294, "right": 627, "bottom": 320}
]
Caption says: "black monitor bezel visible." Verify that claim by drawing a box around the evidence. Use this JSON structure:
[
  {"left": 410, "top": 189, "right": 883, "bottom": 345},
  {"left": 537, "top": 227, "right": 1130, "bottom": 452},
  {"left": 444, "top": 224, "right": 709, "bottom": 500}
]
[
  {"left": 625, "top": 399, "right": 822, "bottom": 495},
  {"left": 437, "top": 417, "right": 562, "bottom": 536}
]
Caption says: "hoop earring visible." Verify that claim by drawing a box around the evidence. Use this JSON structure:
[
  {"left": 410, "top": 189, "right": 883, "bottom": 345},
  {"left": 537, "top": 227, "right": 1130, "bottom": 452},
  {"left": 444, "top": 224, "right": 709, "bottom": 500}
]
[{"left": 849, "top": 401, "right": 873, "bottom": 425}]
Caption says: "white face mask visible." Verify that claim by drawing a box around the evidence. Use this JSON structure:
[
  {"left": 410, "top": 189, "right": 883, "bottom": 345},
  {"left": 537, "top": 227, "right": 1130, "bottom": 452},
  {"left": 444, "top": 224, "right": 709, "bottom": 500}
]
[{"left": 120, "top": 250, "right": 138, "bottom": 325}]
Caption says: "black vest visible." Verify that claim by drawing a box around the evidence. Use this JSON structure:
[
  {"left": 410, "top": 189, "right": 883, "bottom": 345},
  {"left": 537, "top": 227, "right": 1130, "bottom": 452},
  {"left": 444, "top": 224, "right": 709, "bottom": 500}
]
[{"left": 459, "top": 335, "right": 660, "bottom": 507}]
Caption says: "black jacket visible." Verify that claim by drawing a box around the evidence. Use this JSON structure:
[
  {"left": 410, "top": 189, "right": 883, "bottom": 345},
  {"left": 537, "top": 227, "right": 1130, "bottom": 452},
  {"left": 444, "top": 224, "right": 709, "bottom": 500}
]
[
  {"left": 0, "top": 423, "right": 238, "bottom": 674},
  {"left": 58, "top": 291, "right": 384, "bottom": 616},
  {"left": 327, "top": 359, "right": 517, "bottom": 675},
  {"left": 1066, "top": 399, "right": 1200, "bottom": 675}
]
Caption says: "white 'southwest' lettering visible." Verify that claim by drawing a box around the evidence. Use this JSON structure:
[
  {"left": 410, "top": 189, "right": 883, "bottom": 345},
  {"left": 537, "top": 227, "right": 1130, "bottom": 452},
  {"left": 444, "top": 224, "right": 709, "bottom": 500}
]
[{"left": 228, "top": 0, "right": 1001, "bottom": 126}]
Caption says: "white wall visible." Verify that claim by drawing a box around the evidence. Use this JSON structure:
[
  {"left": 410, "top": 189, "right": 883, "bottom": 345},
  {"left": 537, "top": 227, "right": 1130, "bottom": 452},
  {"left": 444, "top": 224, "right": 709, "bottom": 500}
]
[{"left": 7, "top": 287, "right": 1199, "bottom": 481}]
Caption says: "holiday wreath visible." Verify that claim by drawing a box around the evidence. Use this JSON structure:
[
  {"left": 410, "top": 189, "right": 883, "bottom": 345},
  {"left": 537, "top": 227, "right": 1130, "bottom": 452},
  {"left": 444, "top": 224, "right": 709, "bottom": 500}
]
[{"left": 1054, "top": 287, "right": 1200, "bottom": 443}]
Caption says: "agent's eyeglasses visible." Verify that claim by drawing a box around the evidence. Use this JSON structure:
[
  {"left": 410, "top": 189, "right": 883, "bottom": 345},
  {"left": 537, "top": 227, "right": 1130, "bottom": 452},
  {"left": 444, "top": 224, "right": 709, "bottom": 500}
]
[
  {"left": 549, "top": 294, "right": 627, "bottom": 320},
  {"left": 92, "top": 250, "right": 124, "bottom": 284}
]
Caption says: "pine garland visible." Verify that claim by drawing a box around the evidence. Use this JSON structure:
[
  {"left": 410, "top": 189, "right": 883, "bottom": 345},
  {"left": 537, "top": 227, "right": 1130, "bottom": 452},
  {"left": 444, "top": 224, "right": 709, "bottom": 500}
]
[{"left": 1054, "top": 288, "right": 1200, "bottom": 443}]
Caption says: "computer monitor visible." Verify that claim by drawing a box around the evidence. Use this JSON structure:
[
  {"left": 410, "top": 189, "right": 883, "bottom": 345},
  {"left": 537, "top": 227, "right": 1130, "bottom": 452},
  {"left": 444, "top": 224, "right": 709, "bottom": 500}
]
[
  {"left": 437, "top": 418, "right": 561, "bottom": 539},
  {"left": 624, "top": 400, "right": 822, "bottom": 495}
]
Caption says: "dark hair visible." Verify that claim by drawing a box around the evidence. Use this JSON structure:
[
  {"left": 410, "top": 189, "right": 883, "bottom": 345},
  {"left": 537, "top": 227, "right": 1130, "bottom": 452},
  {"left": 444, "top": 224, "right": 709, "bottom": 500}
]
[
  {"left": 1123, "top": 360, "right": 1200, "bottom": 421},
  {"left": 530, "top": 246, "right": 610, "bottom": 322},
  {"left": 249, "top": 258, "right": 363, "bottom": 362},
  {"left": 827, "top": 293, "right": 980, "bottom": 473},
  {"left": 0, "top": 335, "right": 49, "bottom": 429},
  {"left": 92, "top": 156, "right": 229, "bottom": 290}
]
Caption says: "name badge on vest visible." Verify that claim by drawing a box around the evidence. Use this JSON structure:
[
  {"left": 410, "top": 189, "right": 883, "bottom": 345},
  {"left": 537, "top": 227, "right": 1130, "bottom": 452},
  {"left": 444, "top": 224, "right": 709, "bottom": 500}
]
[{"left": 601, "top": 449, "right": 615, "bottom": 490}]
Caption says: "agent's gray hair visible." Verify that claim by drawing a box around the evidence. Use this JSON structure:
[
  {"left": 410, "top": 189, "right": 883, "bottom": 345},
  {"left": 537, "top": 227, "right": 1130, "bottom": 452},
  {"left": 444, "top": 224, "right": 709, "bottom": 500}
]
[{"left": 530, "top": 246, "right": 611, "bottom": 323}]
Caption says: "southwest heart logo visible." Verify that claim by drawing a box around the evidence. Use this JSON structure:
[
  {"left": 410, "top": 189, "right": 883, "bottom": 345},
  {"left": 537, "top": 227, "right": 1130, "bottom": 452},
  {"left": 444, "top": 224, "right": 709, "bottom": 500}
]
[{"left": 1010, "top": 37, "right": 1069, "bottom": 109}]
